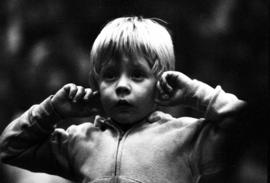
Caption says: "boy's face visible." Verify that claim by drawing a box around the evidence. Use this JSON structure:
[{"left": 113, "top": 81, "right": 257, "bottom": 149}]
[{"left": 98, "top": 54, "right": 157, "bottom": 125}]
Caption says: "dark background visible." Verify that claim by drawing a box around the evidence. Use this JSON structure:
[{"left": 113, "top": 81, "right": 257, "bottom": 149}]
[{"left": 0, "top": 0, "right": 268, "bottom": 183}]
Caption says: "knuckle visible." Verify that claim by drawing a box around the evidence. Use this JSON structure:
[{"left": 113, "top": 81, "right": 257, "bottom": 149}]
[
  {"left": 66, "top": 83, "right": 75, "bottom": 87},
  {"left": 85, "top": 88, "right": 92, "bottom": 93},
  {"left": 77, "top": 86, "right": 84, "bottom": 91}
]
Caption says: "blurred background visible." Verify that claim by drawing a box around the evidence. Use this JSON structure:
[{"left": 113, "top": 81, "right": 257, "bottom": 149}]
[{"left": 0, "top": 0, "right": 268, "bottom": 183}]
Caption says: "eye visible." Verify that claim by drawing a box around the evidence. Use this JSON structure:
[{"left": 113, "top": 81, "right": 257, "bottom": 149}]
[
  {"left": 131, "top": 70, "right": 146, "bottom": 81},
  {"left": 102, "top": 70, "right": 118, "bottom": 81}
]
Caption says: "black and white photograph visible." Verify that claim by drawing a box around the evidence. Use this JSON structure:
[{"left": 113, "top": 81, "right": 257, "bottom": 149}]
[{"left": 0, "top": 1, "right": 268, "bottom": 183}]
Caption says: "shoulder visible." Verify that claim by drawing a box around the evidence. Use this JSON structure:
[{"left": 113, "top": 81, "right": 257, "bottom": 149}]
[
  {"left": 148, "top": 111, "right": 202, "bottom": 129},
  {"left": 49, "top": 122, "right": 96, "bottom": 142},
  {"left": 66, "top": 122, "right": 96, "bottom": 134},
  {"left": 176, "top": 116, "right": 202, "bottom": 127},
  {"left": 65, "top": 115, "right": 109, "bottom": 136}
]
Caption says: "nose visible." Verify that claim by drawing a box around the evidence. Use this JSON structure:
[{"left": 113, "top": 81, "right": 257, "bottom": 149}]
[{"left": 115, "top": 75, "right": 131, "bottom": 97}]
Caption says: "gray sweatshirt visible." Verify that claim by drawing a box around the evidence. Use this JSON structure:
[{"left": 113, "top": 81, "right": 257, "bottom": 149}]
[{"left": 0, "top": 81, "right": 245, "bottom": 183}]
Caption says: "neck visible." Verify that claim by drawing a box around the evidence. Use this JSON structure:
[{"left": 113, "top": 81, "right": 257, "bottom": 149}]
[
  {"left": 116, "top": 122, "right": 133, "bottom": 132},
  {"left": 111, "top": 118, "right": 147, "bottom": 133}
]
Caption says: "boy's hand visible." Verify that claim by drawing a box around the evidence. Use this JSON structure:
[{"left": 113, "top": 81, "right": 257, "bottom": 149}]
[
  {"left": 155, "top": 71, "right": 193, "bottom": 106},
  {"left": 51, "top": 83, "right": 102, "bottom": 118}
]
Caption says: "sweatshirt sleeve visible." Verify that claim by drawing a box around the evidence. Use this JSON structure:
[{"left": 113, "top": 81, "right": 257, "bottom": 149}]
[
  {"left": 187, "top": 79, "right": 246, "bottom": 126},
  {"left": 186, "top": 80, "right": 247, "bottom": 181},
  {"left": 0, "top": 96, "right": 75, "bottom": 180}
]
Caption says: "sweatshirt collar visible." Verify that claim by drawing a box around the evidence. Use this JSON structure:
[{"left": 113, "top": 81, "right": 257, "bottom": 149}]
[{"left": 93, "top": 111, "right": 174, "bottom": 131}]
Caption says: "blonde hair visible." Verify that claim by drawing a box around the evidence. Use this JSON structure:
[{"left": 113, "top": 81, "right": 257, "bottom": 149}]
[{"left": 89, "top": 16, "right": 175, "bottom": 90}]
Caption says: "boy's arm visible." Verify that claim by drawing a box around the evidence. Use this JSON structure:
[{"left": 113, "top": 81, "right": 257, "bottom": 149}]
[
  {"left": 156, "top": 71, "right": 246, "bottom": 125},
  {"left": 187, "top": 80, "right": 247, "bottom": 180},
  {"left": 156, "top": 71, "right": 247, "bottom": 180},
  {"left": 186, "top": 79, "right": 246, "bottom": 122},
  {"left": 0, "top": 84, "right": 100, "bottom": 180},
  {"left": 0, "top": 96, "right": 73, "bottom": 179}
]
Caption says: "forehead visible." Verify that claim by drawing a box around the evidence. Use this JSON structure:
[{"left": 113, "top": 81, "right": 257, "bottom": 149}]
[{"left": 103, "top": 53, "right": 152, "bottom": 70}]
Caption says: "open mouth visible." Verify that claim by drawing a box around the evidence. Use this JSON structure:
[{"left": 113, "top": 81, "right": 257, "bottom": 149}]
[{"left": 115, "top": 100, "right": 133, "bottom": 109}]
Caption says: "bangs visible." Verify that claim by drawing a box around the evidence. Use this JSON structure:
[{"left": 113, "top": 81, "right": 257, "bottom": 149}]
[{"left": 96, "top": 19, "right": 158, "bottom": 65}]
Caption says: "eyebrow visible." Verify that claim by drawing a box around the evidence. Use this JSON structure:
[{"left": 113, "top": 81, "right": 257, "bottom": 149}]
[
  {"left": 131, "top": 63, "right": 149, "bottom": 73},
  {"left": 100, "top": 64, "right": 116, "bottom": 75},
  {"left": 100, "top": 56, "right": 152, "bottom": 72}
]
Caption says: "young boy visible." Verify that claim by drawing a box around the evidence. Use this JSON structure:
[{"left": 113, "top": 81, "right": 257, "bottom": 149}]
[{"left": 0, "top": 16, "right": 245, "bottom": 183}]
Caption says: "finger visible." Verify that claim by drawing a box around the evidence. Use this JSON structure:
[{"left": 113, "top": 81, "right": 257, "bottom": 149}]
[
  {"left": 73, "top": 86, "right": 85, "bottom": 102},
  {"left": 158, "top": 73, "right": 173, "bottom": 100},
  {"left": 156, "top": 81, "right": 169, "bottom": 100},
  {"left": 82, "top": 88, "right": 91, "bottom": 100},
  {"left": 156, "top": 81, "right": 164, "bottom": 95},
  {"left": 85, "top": 89, "right": 99, "bottom": 100},
  {"left": 159, "top": 73, "right": 174, "bottom": 95},
  {"left": 63, "top": 83, "right": 77, "bottom": 99}
]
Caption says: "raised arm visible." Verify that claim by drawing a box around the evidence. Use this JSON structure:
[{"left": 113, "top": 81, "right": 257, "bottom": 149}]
[
  {"left": 155, "top": 71, "right": 247, "bottom": 180},
  {"left": 0, "top": 96, "right": 72, "bottom": 178},
  {"left": 0, "top": 83, "right": 101, "bottom": 180},
  {"left": 155, "top": 71, "right": 246, "bottom": 125}
]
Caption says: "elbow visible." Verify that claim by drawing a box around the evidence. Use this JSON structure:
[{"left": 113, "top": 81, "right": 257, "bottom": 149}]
[
  {"left": 0, "top": 135, "right": 19, "bottom": 164},
  {"left": 0, "top": 139, "right": 11, "bottom": 164},
  {"left": 0, "top": 151, "right": 11, "bottom": 164},
  {"left": 0, "top": 143, "right": 10, "bottom": 164}
]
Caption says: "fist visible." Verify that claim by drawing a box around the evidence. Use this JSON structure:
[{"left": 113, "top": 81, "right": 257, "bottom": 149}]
[
  {"left": 155, "top": 71, "right": 193, "bottom": 106},
  {"left": 51, "top": 83, "right": 102, "bottom": 118}
]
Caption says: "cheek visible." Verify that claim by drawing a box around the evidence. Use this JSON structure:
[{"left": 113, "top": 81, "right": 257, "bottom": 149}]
[
  {"left": 138, "top": 82, "right": 156, "bottom": 102},
  {"left": 99, "top": 82, "right": 112, "bottom": 95},
  {"left": 98, "top": 83, "right": 113, "bottom": 106}
]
